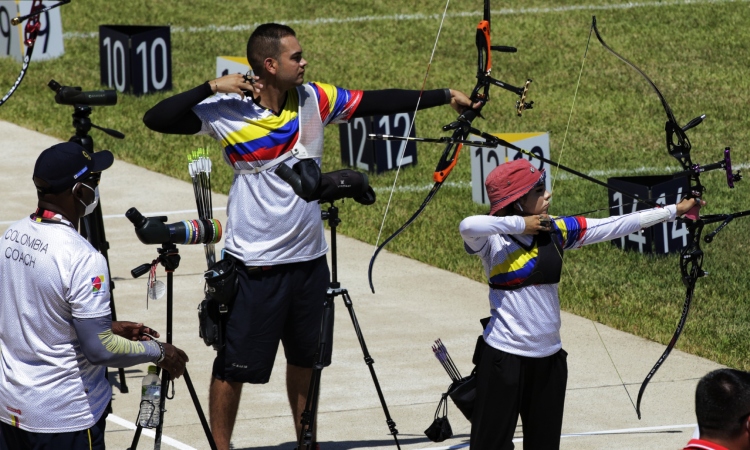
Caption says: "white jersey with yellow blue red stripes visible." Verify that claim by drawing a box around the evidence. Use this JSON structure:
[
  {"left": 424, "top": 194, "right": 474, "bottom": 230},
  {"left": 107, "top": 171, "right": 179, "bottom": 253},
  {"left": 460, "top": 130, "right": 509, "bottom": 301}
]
[{"left": 192, "top": 82, "right": 362, "bottom": 265}]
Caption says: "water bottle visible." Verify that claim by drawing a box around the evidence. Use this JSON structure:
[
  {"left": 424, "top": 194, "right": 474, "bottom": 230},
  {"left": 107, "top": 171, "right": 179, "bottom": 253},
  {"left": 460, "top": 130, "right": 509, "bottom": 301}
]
[{"left": 137, "top": 365, "right": 161, "bottom": 428}]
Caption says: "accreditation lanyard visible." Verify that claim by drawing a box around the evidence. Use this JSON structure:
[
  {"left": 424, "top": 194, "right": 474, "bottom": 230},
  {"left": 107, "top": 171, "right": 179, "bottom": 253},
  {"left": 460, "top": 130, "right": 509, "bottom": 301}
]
[{"left": 30, "top": 208, "right": 75, "bottom": 229}]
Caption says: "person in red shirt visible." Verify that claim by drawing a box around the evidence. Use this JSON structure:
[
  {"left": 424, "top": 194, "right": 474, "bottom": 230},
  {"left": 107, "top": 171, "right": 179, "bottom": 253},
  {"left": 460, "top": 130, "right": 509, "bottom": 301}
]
[{"left": 684, "top": 369, "right": 750, "bottom": 450}]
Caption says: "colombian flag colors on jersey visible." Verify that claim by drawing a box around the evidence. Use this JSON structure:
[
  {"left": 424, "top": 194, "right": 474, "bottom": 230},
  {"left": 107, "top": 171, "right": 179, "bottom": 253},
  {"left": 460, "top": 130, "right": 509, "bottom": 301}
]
[
  {"left": 488, "top": 215, "right": 587, "bottom": 288},
  {"left": 214, "top": 82, "right": 362, "bottom": 167}
]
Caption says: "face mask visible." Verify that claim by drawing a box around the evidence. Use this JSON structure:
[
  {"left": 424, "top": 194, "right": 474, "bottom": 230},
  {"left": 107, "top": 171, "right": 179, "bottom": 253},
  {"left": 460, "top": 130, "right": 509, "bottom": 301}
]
[{"left": 76, "top": 183, "right": 99, "bottom": 217}]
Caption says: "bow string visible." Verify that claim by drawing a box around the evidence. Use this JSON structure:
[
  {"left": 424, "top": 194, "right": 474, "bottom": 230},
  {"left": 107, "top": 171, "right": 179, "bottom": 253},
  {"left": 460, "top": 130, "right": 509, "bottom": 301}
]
[{"left": 503, "top": 16, "right": 744, "bottom": 419}]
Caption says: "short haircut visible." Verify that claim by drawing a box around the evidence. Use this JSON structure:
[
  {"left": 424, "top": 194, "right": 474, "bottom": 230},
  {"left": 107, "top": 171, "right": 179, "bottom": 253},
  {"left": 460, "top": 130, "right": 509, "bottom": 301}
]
[
  {"left": 246, "top": 23, "right": 296, "bottom": 77},
  {"left": 696, "top": 368, "right": 750, "bottom": 440}
]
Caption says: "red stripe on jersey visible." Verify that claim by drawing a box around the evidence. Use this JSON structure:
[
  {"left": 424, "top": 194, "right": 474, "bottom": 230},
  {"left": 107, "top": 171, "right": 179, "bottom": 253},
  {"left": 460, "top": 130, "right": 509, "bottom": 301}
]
[
  {"left": 227, "top": 135, "right": 298, "bottom": 165},
  {"left": 316, "top": 85, "right": 331, "bottom": 122},
  {"left": 341, "top": 90, "right": 363, "bottom": 121}
]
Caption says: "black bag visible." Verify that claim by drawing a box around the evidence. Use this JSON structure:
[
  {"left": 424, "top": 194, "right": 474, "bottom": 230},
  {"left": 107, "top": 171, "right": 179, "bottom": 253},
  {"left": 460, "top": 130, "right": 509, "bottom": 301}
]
[
  {"left": 447, "top": 370, "right": 477, "bottom": 421},
  {"left": 424, "top": 393, "right": 453, "bottom": 442},
  {"left": 428, "top": 317, "right": 489, "bottom": 427},
  {"left": 204, "top": 257, "right": 239, "bottom": 308},
  {"left": 198, "top": 297, "right": 224, "bottom": 350},
  {"left": 199, "top": 256, "right": 240, "bottom": 350}
]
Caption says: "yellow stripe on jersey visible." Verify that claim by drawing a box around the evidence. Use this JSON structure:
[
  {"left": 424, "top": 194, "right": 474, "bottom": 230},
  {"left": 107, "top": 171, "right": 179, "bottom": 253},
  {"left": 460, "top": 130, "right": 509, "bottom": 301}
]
[
  {"left": 220, "top": 91, "right": 300, "bottom": 148},
  {"left": 489, "top": 245, "right": 539, "bottom": 280},
  {"left": 316, "top": 82, "right": 341, "bottom": 116}
]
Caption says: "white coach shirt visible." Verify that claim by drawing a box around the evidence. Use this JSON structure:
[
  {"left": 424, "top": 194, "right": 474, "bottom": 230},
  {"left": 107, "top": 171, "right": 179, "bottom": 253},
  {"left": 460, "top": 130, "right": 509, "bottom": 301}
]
[{"left": 0, "top": 216, "right": 111, "bottom": 432}]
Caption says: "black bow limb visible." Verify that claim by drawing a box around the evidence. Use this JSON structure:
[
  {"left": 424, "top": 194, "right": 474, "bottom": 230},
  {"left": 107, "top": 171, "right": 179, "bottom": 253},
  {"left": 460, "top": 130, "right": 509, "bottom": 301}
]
[{"left": 591, "top": 16, "right": 744, "bottom": 419}]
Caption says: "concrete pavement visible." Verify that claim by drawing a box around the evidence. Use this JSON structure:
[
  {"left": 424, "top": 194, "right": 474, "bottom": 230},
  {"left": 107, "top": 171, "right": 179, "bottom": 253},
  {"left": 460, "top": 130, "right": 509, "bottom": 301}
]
[{"left": 1, "top": 119, "right": 724, "bottom": 449}]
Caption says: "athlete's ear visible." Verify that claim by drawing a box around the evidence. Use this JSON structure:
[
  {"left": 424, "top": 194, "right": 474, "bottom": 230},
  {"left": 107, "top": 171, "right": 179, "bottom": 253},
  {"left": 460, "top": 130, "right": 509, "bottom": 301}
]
[{"left": 263, "top": 57, "right": 277, "bottom": 76}]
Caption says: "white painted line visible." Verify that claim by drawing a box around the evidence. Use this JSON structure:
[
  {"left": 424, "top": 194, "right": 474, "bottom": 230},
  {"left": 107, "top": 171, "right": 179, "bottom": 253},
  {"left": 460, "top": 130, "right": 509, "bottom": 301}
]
[
  {"left": 560, "top": 422, "right": 697, "bottom": 437},
  {"left": 370, "top": 161, "right": 750, "bottom": 194},
  {"left": 63, "top": 0, "right": 749, "bottom": 39},
  {"left": 552, "top": 162, "right": 750, "bottom": 181},
  {"left": 419, "top": 422, "right": 698, "bottom": 449},
  {"left": 106, "top": 413, "right": 197, "bottom": 450},
  {"left": 3, "top": 156, "right": 745, "bottom": 225}
]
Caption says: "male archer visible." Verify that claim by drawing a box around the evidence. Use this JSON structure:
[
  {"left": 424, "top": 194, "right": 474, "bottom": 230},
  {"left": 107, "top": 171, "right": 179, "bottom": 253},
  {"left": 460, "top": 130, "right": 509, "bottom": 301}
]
[{"left": 143, "top": 22, "right": 479, "bottom": 449}]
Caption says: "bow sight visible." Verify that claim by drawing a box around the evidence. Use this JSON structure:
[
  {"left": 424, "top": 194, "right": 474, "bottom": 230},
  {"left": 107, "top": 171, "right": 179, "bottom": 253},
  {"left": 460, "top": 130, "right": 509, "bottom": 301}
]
[{"left": 474, "top": 21, "right": 533, "bottom": 117}]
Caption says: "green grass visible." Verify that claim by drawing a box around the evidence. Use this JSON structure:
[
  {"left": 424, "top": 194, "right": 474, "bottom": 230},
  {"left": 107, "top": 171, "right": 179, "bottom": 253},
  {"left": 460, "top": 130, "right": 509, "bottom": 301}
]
[{"left": 1, "top": 0, "right": 749, "bottom": 370}]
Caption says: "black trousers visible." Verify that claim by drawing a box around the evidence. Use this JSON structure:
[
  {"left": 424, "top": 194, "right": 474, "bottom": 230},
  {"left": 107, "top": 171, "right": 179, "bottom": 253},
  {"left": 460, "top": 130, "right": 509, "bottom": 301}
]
[
  {"left": 470, "top": 345, "right": 568, "bottom": 450},
  {"left": 0, "top": 411, "right": 107, "bottom": 450}
]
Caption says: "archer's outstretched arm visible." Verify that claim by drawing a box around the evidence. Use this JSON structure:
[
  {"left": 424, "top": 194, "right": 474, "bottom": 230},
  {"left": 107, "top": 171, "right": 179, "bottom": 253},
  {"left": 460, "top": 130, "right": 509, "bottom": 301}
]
[
  {"left": 570, "top": 198, "right": 703, "bottom": 248},
  {"left": 353, "top": 88, "right": 477, "bottom": 118}
]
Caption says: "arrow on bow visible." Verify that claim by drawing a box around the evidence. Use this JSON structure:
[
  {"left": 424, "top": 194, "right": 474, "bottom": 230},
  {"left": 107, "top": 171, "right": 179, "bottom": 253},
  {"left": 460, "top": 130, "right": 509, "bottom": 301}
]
[
  {"left": 367, "top": 0, "right": 534, "bottom": 293},
  {"left": 0, "top": 0, "right": 70, "bottom": 108}
]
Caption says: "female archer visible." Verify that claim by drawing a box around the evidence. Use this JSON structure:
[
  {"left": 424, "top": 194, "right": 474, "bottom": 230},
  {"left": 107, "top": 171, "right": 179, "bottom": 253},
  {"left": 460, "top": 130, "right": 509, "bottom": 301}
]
[{"left": 459, "top": 158, "right": 701, "bottom": 449}]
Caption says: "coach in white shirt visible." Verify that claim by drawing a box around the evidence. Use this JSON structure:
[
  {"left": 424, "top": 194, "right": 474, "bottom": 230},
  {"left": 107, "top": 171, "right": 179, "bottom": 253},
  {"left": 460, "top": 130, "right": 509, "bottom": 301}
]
[{"left": 0, "top": 142, "right": 189, "bottom": 450}]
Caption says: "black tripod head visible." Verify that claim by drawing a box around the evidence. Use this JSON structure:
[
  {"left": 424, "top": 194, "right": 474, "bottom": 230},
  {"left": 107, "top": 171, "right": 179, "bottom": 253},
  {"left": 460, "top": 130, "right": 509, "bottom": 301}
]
[
  {"left": 131, "top": 243, "right": 181, "bottom": 279},
  {"left": 48, "top": 79, "right": 125, "bottom": 152},
  {"left": 321, "top": 202, "right": 341, "bottom": 229}
]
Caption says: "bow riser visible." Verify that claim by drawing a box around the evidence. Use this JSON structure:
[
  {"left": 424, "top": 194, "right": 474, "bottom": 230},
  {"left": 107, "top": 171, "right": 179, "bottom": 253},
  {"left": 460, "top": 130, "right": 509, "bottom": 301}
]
[
  {"left": 368, "top": 0, "right": 536, "bottom": 292},
  {"left": 434, "top": 141, "right": 464, "bottom": 183}
]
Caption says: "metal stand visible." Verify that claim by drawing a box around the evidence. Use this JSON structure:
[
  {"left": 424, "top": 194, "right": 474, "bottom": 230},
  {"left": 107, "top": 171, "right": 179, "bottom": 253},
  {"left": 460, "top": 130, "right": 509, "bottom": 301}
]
[
  {"left": 67, "top": 105, "right": 130, "bottom": 393},
  {"left": 297, "top": 204, "right": 401, "bottom": 450},
  {"left": 127, "top": 244, "right": 217, "bottom": 450}
]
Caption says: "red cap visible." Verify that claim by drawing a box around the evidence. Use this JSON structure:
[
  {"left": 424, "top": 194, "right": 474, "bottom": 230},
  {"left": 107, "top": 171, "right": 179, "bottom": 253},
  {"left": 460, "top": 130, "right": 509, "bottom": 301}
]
[{"left": 485, "top": 159, "right": 544, "bottom": 216}]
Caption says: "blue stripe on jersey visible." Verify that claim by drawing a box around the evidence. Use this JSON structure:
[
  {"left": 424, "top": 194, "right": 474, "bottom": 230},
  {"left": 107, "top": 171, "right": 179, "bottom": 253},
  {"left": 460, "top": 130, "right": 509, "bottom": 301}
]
[
  {"left": 552, "top": 215, "right": 588, "bottom": 249},
  {"left": 312, "top": 82, "right": 362, "bottom": 124},
  {"left": 487, "top": 215, "right": 588, "bottom": 287},
  {"left": 226, "top": 117, "right": 299, "bottom": 163},
  {"left": 488, "top": 245, "right": 539, "bottom": 287}
]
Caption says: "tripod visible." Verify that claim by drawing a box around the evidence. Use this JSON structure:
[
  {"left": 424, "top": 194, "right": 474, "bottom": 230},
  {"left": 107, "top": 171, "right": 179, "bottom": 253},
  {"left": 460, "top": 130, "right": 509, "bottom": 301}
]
[
  {"left": 127, "top": 243, "right": 218, "bottom": 450},
  {"left": 67, "top": 104, "right": 131, "bottom": 393},
  {"left": 298, "top": 203, "right": 401, "bottom": 449}
]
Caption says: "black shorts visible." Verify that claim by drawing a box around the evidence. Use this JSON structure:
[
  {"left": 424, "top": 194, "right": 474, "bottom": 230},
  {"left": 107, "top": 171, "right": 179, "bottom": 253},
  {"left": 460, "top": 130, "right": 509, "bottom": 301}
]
[
  {"left": 212, "top": 255, "right": 332, "bottom": 383},
  {"left": 0, "top": 411, "right": 107, "bottom": 450}
]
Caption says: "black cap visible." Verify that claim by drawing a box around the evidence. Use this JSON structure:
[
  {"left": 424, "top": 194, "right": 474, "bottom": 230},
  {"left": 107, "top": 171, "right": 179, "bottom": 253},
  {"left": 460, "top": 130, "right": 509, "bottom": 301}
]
[{"left": 33, "top": 142, "right": 114, "bottom": 194}]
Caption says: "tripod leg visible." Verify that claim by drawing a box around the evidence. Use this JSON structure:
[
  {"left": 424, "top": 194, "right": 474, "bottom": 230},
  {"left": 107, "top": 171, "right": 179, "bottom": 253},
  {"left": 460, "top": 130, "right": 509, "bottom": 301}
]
[
  {"left": 298, "top": 364, "right": 321, "bottom": 449},
  {"left": 341, "top": 290, "right": 401, "bottom": 449},
  {"left": 298, "top": 295, "right": 335, "bottom": 450},
  {"left": 183, "top": 369, "right": 218, "bottom": 450},
  {"left": 127, "top": 424, "right": 144, "bottom": 450}
]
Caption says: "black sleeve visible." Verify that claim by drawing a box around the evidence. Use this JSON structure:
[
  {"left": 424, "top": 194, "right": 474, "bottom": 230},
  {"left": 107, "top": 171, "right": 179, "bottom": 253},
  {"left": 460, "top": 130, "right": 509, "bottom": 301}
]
[
  {"left": 142, "top": 82, "right": 214, "bottom": 135},
  {"left": 352, "top": 88, "right": 451, "bottom": 118}
]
